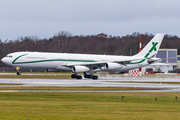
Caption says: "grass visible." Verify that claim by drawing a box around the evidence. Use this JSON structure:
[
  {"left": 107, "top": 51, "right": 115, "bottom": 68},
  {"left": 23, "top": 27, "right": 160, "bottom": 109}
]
[
  {"left": 0, "top": 92, "right": 180, "bottom": 120},
  {"left": 0, "top": 84, "right": 23, "bottom": 85},
  {"left": 0, "top": 72, "right": 74, "bottom": 79},
  {"left": 0, "top": 74, "right": 72, "bottom": 79},
  {"left": 0, "top": 72, "right": 180, "bottom": 119}
]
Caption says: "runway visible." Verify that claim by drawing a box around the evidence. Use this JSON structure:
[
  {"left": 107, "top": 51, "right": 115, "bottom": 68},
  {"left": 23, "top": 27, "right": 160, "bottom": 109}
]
[{"left": 1, "top": 76, "right": 180, "bottom": 92}]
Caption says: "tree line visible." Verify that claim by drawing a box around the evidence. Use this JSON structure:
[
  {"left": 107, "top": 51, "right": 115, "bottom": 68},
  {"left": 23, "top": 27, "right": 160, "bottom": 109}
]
[{"left": 0, "top": 31, "right": 180, "bottom": 67}]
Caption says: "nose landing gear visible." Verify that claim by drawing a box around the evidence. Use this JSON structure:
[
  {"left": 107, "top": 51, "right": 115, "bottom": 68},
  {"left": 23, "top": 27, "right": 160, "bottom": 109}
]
[{"left": 16, "top": 67, "right": 21, "bottom": 75}]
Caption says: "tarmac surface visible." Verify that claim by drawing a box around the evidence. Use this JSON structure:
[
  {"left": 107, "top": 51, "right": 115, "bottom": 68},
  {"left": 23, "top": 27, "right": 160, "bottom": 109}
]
[{"left": 1, "top": 75, "right": 180, "bottom": 92}]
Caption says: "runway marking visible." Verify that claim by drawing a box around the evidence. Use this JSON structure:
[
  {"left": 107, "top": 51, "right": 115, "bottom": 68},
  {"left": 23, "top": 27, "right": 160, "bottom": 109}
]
[{"left": 1, "top": 77, "right": 180, "bottom": 92}]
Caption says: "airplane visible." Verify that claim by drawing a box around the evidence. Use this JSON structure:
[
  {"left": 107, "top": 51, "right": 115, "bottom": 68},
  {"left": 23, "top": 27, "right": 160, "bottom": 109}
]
[{"left": 1, "top": 33, "right": 164, "bottom": 80}]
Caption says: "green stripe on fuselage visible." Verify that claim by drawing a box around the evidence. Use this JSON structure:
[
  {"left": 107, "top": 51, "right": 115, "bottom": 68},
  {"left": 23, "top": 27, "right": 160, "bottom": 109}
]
[
  {"left": 128, "top": 42, "right": 158, "bottom": 64},
  {"left": 12, "top": 54, "right": 28, "bottom": 64}
]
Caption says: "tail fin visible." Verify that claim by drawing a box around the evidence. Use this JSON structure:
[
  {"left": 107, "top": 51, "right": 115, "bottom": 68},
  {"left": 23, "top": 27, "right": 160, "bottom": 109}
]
[{"left": 134, "top": 33, "right": 164, "bottom": 58}]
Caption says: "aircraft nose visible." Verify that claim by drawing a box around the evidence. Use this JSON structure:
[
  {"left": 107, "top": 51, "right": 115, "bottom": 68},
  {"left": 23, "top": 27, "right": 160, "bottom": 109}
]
[
  {"left": 1, "top": 57, "right": 10, "bottom": 65},
  {"left": 1, "top": 57, "right": 5, "bottom": 63}
]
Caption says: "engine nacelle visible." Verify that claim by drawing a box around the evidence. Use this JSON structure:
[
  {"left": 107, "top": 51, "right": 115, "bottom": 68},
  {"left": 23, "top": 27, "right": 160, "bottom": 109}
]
[
  {"left": 72, "top": 66, "right": 90, "bottom": 73},
  {"left": 105, "top": 63, "right": 122, "bottom": 70}
]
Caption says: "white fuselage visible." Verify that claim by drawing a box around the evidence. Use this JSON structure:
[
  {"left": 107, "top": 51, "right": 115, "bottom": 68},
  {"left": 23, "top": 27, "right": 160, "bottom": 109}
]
[
  {"left": 2, "top": 51, "right": 148, "bottom": 72},
  {"left": 1, "top": 34, "right": 164, "bottom": 80}
]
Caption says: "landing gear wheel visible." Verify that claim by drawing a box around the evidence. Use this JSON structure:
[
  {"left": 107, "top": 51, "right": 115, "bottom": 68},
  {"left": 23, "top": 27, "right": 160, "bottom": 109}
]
[
  {"left": 71, "top": 74, "right": 77, "bottom": 78},
  {"left": 84, "top": 74, "right": 92, "bottom": 79},
  {"left": 76, "top": 75, "right": 82, "bottom": 79},
  {"left": 71, "top": 74, "right": 82, "bottom": 79},
  {"left": 17, "top": 71, "right": 21, "bottom": 75},
  {"left": 92, "top": 75, "right": 98, "bottom": 80}
]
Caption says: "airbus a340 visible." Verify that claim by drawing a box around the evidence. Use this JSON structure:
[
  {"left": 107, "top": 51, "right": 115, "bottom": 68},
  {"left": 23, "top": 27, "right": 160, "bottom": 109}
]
[{"left": 1, "top": 34, "right": 164, "bottom": 79}]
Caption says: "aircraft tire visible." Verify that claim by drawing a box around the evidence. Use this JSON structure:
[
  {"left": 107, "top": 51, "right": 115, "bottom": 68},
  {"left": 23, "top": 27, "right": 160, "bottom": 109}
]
[
  {"left": 92, "top": 75, "right": 98, "bottom": 80},
  {"left": 84, "top": 75, "right": 92, "bottom": 79},
  {"left": 71, "top": 74, "right": 77, "bottom": 78},
  {"left": 17, "top": 72, "right": 21, "bottom": 75},
  {"left": 76, "top": 75, "right": 82, "bottom": 79}
]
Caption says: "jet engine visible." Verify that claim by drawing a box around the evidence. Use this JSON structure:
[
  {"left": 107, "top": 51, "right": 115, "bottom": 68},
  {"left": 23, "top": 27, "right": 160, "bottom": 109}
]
[
  {"left": 105, "top": 63, "right": 122, "bottom": 70},
  {"left": 72, "top": 66, "right": 90, "bottom": 73}
]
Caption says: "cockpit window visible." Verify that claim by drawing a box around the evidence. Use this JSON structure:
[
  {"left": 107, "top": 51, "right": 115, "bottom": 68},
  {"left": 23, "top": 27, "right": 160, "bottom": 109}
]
[{"left": 6, "top": 55, "right": 13, "bottom": 58}]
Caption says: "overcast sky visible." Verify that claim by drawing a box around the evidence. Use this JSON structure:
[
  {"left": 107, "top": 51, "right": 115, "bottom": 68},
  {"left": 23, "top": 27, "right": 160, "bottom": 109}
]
[{"left": 0, "top": 0, "right": 180, "bottom": 40}]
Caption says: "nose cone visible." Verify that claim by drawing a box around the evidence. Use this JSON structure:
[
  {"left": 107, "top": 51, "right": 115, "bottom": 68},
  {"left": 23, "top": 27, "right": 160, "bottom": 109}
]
[
  {"left": 1, "top": 57, "right": 10, "bottom": 65},
  {"left": 1, "top": 57, "right": 5, "bottom": 63}
]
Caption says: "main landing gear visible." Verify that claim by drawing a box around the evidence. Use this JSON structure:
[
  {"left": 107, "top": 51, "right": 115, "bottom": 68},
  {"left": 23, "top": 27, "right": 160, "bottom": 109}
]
[
  {"left": 71, "top": 74, "right": 82, "bottom": 79},
  {"left": 84, "top": 72, "right": 98, "bottom": 80},
  {"left": 71, "top": 73, "right": 98, "bottom": 80},
  {"left": 16, "top": 67, "right": 21, "bottom": 75}
]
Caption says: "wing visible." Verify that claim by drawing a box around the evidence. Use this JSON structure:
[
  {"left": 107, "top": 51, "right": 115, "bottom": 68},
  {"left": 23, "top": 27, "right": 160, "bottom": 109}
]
[{"left": 63, "top": 57, "right": 144, "bottom": 69}]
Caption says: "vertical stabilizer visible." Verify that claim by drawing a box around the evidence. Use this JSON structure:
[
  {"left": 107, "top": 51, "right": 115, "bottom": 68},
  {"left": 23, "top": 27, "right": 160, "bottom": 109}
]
[{"left": 134, "top": 34, "right": 164, "bottom": 58}]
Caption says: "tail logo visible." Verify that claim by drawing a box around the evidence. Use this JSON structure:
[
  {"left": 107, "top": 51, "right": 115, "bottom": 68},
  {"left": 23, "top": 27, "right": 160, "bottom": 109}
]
[
  {"left": 149, "top": 42, "right": 158, "bottom": 53},
  {"left": 144, "top": 42, "right": 158, "bottom": 58}
]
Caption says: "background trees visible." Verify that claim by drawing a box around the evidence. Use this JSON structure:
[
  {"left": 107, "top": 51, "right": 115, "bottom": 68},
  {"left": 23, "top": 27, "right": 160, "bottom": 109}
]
[{"left": 0, "top": 31, "right": 180, "bottom": 67}]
